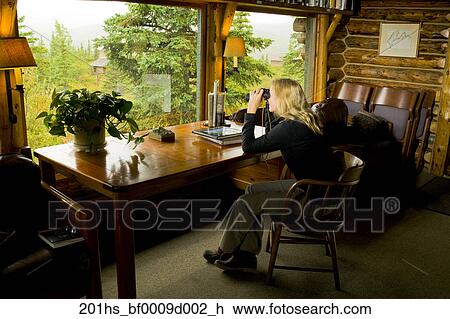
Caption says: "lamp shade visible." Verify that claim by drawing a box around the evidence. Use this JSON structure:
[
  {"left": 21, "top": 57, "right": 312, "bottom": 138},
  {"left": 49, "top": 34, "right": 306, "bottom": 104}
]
[
  {"left": 223, "top": 37, "right": 247, "bottom": 58},
  {"left": 0, "top": 37, "right": 37, "bottom": 70}
]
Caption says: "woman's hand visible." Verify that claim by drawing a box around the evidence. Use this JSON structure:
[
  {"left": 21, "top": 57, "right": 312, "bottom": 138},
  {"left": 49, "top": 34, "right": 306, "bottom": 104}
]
[{"left": 247, "top": 89, "right": 263, "bottom": 114}]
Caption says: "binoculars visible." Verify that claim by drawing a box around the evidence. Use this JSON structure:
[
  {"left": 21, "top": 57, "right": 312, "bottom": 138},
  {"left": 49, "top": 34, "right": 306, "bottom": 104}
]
[{"left": 244, "top": 88, "right": 270, "bottom": 102}]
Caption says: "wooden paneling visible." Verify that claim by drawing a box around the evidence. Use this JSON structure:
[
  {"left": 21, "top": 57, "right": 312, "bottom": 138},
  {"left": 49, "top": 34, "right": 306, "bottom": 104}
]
[
  {"left": 344, "top": 49, "right": 446, "bottom": 69},
  {"left": 359, "top": 7, "right": 450, "bottom": 23},
  {"left": 345, "top": 36, "right": 448, "bottom": 55},
  {"left": 328, "top": 54, "right": 346, "bottom": 68},
  {"left": 343, "top": 64, "right": 443, "bottom": 84},
  {"left": 347, "top": 20, "right": 449, "bottom": 40},
  {"left": 328, "top": 39, "right": 346, "bottom": 53}
]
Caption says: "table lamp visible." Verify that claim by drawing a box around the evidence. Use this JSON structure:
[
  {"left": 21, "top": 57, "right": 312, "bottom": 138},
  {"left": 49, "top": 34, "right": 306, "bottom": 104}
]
[
  {"left": 0, "top": 37, "right": 37, "bottom": 123},
  {"left": 223, "top": 36, "right": 247, "bottom": 72}
]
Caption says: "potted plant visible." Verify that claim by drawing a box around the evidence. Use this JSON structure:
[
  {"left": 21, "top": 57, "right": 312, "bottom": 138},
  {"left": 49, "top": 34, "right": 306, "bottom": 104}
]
[{"left": 37, "top": 88, "right": 144, "bottom": 152}]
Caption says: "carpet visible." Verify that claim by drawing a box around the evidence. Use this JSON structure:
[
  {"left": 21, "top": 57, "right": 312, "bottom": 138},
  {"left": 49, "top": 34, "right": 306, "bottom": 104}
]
[{"left": 417, "top": 177, "right": 450, "bottom": 216}]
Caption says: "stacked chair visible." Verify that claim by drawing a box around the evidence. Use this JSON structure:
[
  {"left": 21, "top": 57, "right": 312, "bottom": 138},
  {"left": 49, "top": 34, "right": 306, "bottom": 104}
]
[
  {"left": 408, "top": 90, "right": 436, "bottom": 171},
  {"left": 368, "top": 86, "right": 421, "bottom": 159},
  {"left": 330, "top": 81, "right": 436, "bottom": 172}
]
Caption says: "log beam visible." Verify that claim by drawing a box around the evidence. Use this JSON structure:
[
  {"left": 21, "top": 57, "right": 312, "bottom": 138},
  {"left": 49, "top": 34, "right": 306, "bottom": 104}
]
[
  {"left": 344, "top": 49, "right": 446, "bottom": 69},
  {"left": 325, "top": 13, "right": 342, "bottom": 43},
  {"left": 343, "top": 64, "right": 443, "bottom": 85},
  {"left": 347, "top": 20, "right": 450, "bottom": 40},
  {"left": 220, "top": 2, "right": 236, "bottom": 40},
  {"left": 345, "top": 36, "right": 448, "bottom": 55}
]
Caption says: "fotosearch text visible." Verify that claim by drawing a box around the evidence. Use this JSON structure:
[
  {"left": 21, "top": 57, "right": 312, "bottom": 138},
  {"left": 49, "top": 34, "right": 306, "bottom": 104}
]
[{"left": 48, "top": 197, "right": 400, "bottom": 233}]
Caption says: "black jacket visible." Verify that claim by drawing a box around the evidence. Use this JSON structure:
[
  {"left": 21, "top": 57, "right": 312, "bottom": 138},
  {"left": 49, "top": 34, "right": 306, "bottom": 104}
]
[{"left": 242, "top": 113, "right": 338, "bottom": 181}]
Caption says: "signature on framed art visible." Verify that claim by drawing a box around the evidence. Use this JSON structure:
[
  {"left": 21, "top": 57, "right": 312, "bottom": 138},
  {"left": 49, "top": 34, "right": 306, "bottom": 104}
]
[{"left": 378, "top": 23, "right": 421, "bottom": 58}]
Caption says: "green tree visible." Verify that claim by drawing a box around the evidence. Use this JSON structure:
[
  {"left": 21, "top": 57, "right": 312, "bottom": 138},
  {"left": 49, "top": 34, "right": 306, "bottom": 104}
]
[
  {"left": 281, "top": 33, "right": 305, "bottom": 86},
  {"left": 96, "top": 4, "right": 198, "bottom": 126},
  {"left": 48, "top": 21, "right": 78, "bottom": 90},
  {"left": 225, "top": 12, "right": 274, "bottom": 112}
]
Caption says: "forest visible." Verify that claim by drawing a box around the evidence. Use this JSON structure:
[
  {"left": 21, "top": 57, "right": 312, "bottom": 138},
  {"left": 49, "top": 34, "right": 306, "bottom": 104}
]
[{"left": 20, "top": 3, "right": 304, "bottom": 150}]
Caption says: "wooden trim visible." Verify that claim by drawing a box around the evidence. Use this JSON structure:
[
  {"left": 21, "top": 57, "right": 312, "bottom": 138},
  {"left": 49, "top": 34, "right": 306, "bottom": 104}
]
[
  {"left": 314, "top": 14, "right": 329, "bottom": 102},
  {"left": 0, "top": 0, "right": 27, "bottom": 153},
  {"left": 204, "top": 4, "right": 216, "bottom": 120},
  {"left": 430, "top": 36, "right": 450, "bottom": 176},
  {"left": 214, "top": 5, "right": 225, "bottom": 91},
  {"left": 326, "top": 13, "right": 342, "bottom": 43},
  {"left": 221, "top": 2, "right": 236, "bottom": 39},
  {"left": 199, "top": 5, "right": 208, "bottom": 121},
  {"left": 219, "top": 3, "right": 237, "bottom": 91},
  {"left": 304, "top": 17, "right": 316, "bottom": 103}
]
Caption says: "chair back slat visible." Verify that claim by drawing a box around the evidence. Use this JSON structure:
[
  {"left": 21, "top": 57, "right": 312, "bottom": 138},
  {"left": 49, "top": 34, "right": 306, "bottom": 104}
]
[
  {"left": 331, "top": 82, "right": 373, "bottom": 116},
  {"left": 332, "top": 82, "right": 372, "bottom": 105},
  {"left": 370, "top": 87, "right": 419, "bottom": 112}
]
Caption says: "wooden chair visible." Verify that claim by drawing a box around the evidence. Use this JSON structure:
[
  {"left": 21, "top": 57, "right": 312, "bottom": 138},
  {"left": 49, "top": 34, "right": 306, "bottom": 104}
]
[
  {"left": 369, "top": 87, "right": 421, "bottom": 158},
  {"left": 266, "top": 151, "right": 364, "bottom": 290},
  {"left": 407, "top": 90, "right": 436, "bottom": 171},
  {"left": 331, "top": 82, "right": 373, "bottom": 117}
]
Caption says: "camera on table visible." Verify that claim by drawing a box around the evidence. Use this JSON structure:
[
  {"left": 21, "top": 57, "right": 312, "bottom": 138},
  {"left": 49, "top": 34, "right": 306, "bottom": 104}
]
[{"left": 244, "top": 88, "right": 270, "bottom": 102}]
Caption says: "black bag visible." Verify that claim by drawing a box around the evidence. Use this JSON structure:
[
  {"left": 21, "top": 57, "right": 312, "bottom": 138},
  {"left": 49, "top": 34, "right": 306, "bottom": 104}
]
[{"left": 352, "top": 110, "right": 392, "bottom": 143}]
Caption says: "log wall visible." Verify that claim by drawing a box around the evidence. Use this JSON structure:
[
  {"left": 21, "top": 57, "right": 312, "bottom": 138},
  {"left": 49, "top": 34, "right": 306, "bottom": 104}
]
[{"left": 327, "top": 0, "right": 450, "bottom": 172}]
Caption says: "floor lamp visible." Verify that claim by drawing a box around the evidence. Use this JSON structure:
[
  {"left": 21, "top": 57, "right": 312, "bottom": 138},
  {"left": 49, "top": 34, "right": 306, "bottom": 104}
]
[{"left": 0, "top": 37, "right": 36, "bottom": 124}]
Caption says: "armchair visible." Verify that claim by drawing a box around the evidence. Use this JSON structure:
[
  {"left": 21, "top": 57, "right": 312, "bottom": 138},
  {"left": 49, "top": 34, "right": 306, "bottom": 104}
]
[{"left": 0, "top": 153, "right": 101, "bottom": 298}]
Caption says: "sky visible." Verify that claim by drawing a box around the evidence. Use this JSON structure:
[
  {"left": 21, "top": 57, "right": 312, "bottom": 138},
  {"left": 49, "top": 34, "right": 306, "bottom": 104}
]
[{"left": 18, "top": 0, "right": 293, "bottom": 59}]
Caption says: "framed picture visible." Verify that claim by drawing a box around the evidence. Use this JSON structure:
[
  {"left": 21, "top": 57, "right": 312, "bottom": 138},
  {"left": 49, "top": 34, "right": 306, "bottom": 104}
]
[{"left": 378, "top": 23, "right": 420, "bottom": 58}]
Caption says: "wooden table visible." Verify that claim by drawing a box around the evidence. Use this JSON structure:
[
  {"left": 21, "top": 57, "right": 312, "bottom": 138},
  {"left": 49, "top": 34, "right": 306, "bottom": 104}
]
[{"left": 34, "top": 122, "right": 266, "bottom": 298}]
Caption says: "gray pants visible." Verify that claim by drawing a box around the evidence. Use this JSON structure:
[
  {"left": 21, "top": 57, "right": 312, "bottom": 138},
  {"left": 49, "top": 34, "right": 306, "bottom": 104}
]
[{"left": 219, "top": 179, "right": 296, "bottom": 255}]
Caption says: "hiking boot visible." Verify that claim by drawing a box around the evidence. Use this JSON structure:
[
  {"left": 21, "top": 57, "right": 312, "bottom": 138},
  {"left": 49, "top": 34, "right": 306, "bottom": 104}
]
[{"left": 214, "top": 250, "right": 257, "bottom": 271}]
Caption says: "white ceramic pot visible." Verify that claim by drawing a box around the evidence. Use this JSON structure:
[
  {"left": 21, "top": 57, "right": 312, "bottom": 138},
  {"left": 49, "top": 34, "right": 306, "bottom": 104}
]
[{"left": 73, "top": 120, "right": 106, "bottom": 153}]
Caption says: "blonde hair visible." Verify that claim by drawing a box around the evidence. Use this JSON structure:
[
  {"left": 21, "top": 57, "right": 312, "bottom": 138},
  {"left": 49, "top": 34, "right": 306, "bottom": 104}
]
[{"left": 271, "top": 78, "right": 322, "bottom": 135}]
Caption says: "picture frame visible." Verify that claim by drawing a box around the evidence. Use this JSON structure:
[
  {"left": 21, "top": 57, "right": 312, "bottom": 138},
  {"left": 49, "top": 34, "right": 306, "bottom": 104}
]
[{"left": 378, "top": 23, "right": 421, "bottom": 58}]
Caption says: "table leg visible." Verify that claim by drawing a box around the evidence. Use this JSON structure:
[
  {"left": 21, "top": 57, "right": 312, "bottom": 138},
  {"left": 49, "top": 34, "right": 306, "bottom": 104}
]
[
  {"left": 79, "top": 225, "right": 103, "bottom": 298},
  {"left": 114, "top": 198, "right": 137, "bottom": 298}
]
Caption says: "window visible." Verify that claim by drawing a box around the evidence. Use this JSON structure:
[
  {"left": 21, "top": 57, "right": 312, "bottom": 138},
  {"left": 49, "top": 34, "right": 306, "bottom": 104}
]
[
  {"left": 18, "top": 0, "right": 202, "bottom": 150},
  {"left": 224, "top": 11, "right": 306, "bottom": 115}
]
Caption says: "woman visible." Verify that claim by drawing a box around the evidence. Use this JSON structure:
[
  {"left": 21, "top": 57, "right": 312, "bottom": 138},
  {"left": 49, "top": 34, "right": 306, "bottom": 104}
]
[{"left": 203, "top": 78, "right": 338, "bottom": 271}]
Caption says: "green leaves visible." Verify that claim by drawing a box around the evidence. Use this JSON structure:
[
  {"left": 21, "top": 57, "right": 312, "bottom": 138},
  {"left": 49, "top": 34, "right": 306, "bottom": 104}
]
[
  {"left": 36, "top": 111, "right": 48, "bottom": 119},
  {"left": 120, "top": 100, "right": 133, "bottom": 115},
  {"left": 107, "top": 125, "right": 122, "bottom": 139},
  {"left": 49, "top": 125, "right": 66, "bottom": 136},
  {"left": 126, "top": 118, "right": 139, "bottom": 132},
  {"left": 39, "top": 88, "right": 143, "bottom": 147}
]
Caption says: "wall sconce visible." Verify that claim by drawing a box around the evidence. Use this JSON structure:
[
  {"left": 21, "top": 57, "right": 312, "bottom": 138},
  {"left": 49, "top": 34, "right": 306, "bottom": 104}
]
[
  {"left": 0, "top": 37, "right": 37, "bottom": 123},
  {"left": 223, "top": 36, "right": 247, "bottom": 72}
]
